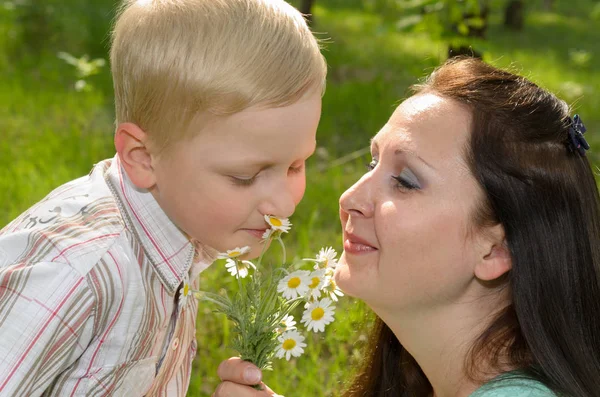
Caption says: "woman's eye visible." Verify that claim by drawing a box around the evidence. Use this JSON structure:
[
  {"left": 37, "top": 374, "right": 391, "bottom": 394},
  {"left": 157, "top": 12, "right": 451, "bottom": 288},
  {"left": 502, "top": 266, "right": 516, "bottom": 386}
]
[
  {"left": 392, "top": 168, "right": 421, "bottom": 191},
  {"left": 366, "top": 160, "right": 377, "bottom": 171}
]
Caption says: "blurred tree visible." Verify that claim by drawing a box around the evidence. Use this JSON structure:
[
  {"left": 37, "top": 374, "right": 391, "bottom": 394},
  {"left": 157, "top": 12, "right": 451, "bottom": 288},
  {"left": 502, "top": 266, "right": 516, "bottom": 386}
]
[
  {"left": 504, "top": 0, "right": 524, "bottom": 30},
  {"left": 394, "top": 0, "right": 489, "bottom": 59},
  {"left": 14, "top": 0, "right": 115, "bottom": 59},
  {"left": 543, "top": 0, "right": 555, "bottom": 11}
]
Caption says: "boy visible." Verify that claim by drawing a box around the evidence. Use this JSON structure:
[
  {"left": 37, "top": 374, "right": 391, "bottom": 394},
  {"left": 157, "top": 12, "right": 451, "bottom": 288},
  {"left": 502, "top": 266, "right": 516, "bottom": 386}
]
[{"left": 0, "top": 0, "right": 326, "bottom": 395}]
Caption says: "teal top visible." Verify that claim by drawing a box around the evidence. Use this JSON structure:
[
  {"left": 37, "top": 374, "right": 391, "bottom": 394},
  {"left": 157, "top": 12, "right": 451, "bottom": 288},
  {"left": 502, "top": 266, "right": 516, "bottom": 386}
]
[{"left": 469, "top": 372, "right": 556, "bottom": 397}]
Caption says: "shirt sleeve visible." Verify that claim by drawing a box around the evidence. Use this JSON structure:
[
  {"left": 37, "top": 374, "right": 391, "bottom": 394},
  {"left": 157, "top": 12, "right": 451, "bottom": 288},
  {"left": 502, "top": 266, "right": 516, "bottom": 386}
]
[
  {"left": 470, "top": 381, "right": 557, "bottom": 397},
  {"left": 0, "top": 262, "right": 95, "bottom": 396}
]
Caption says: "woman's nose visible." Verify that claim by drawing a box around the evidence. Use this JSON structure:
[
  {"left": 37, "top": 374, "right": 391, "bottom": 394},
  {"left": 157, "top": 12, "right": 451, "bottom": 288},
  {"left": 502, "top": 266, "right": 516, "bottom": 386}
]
[{"left": 339, "top": 174, "right": 374, "bottom": 219}]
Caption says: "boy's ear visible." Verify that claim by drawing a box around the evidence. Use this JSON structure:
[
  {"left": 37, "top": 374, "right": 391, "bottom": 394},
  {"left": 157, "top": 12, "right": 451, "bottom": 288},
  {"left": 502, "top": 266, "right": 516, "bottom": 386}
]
[
  {"left": 114, "top": 123, "right": 157, "bottom": 189},
  {"left": 474, "top": 224, "right": 512, "bottom": 281}
]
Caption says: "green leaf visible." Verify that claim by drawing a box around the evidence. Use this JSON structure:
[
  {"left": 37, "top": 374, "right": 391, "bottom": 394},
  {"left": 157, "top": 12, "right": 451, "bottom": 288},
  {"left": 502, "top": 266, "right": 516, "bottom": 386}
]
[{"left": 457, "top": 22, "right": 469, "bottom": 36}]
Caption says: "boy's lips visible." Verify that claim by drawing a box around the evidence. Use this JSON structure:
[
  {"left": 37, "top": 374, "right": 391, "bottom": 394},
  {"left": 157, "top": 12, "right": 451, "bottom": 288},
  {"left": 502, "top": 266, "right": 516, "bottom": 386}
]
[
  {"left": 343, "top": 231, "right": 378, "bottom": 254},
  {"left": 242, "top": 228, "right": 268, "bottom": 239}
]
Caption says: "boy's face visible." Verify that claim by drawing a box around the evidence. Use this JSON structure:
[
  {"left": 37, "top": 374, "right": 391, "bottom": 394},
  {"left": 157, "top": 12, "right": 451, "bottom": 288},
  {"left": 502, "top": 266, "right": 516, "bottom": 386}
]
[{"left": 150, "top": 91, "right": 322, "bottom": 258}]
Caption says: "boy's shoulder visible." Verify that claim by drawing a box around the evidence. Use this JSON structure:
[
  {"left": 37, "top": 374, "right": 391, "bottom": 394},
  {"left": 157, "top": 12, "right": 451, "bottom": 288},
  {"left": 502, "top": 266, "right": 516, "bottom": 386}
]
[{"left": 0, "top": 158, "right": 127, "bottom": 275}]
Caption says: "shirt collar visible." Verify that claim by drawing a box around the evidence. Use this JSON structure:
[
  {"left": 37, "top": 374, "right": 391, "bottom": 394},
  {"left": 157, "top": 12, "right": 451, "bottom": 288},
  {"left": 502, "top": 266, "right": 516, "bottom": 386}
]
[{"left": 104, "top": 155, "right": 214, "bottom": 294}]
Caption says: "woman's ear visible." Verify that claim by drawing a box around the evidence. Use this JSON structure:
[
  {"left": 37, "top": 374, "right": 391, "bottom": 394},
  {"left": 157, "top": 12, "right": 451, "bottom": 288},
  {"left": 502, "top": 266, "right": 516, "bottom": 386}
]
[
  {"left": 474, "top": 224, "right": 512, "bottom": 281},
  {"left": 114, "top": 122, "right": 157, "bottom": 189}
]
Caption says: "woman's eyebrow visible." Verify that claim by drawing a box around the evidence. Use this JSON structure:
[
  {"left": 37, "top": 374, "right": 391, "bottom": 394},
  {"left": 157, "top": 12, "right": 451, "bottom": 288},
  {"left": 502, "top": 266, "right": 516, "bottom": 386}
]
[
  {"left": 394, "top": 148, "right": 436, "bottom": 171},
  {"left": 371, "top": 137, "right": 435, "bottom": 171}
]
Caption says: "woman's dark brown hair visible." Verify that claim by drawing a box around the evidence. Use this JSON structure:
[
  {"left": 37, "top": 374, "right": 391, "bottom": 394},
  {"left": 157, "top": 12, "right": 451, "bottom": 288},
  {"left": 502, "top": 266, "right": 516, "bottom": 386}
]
[{"left": 343, "top": 58, "right": 600, "bottom": 397}]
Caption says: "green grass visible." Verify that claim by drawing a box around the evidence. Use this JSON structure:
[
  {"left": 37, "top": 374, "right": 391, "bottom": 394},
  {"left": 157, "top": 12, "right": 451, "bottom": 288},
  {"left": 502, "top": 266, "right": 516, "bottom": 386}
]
[{"left": 1, "top": 0, "right": 599, "bottom": 395}]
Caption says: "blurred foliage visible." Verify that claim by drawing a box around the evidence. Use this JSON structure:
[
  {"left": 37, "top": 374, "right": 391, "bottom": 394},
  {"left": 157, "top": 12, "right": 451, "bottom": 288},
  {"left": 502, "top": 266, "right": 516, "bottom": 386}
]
[
  {"left": 57, "top": 51, "right": 107, "bottom": 91},
  {"left": 1, "top": 0, "right": 598, "bottom": 395}
]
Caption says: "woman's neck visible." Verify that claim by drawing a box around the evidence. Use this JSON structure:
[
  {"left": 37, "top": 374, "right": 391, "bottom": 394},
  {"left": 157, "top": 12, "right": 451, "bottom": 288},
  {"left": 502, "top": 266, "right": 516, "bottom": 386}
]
[{"left": 372, "top": 286, "right": 510, "bottom": 397}]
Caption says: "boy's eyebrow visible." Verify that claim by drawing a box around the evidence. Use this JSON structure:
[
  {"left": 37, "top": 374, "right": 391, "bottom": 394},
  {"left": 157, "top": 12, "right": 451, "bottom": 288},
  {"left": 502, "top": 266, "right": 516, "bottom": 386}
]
[
  {"left": 235, "top": 142, "right": 317, "bottom": 169},
  {"left": 248, "top": 161, "right": 276, "bottom": 170}
]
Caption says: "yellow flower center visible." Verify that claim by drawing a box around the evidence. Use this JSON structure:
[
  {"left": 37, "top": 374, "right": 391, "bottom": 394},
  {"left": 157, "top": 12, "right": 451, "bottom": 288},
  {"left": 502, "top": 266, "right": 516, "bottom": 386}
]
[
  {"left": 309, "top": 277, "right": 320, "bottom": 289},
  {"left": 327, "top": 281, "right": 336, "bottom": 292},
  {"left": 282, "top": 339, "right": 296, "bottom": 351},
  {"left": 183, "top": 284, "right": 189, "bottom": 296},
  {"left": 311, "top": 307, "right": 325, "bottom": 321},
  {"left": 229, "top": 251, "right": 241, "bottom": 257},
  {"left": 269, "top": 217, "right": 283, "bottom": 227},
  {"left": 287, "top": 277, "right": 301, "bottom": 289}
]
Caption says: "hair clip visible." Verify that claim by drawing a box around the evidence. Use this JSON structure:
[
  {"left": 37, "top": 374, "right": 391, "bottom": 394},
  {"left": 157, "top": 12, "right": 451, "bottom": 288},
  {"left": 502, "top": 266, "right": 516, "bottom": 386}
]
[{"left": 567, "top": 114, "right": 590, "bottom": 156}]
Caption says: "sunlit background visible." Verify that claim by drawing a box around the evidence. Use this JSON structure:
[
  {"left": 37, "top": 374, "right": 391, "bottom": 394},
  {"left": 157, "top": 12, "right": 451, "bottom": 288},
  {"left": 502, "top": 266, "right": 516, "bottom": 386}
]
[{"left": 1, "top": 0, "right": 598, "bottom": 395}]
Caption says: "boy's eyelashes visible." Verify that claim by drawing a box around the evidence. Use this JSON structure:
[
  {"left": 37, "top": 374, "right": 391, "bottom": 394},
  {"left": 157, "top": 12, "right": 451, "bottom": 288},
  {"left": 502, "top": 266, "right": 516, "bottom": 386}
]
[{"left": 230, "top": 175, "right": 257, "bottom": 186}]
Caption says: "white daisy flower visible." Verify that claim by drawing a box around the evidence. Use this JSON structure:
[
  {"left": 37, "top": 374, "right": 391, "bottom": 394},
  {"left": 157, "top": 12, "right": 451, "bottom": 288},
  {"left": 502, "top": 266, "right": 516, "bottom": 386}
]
[
  {"left": 306, "top": 269, "right": 325, "bottom": 300},
  {"left": 317, "top": 247, "right": 338, "bottom": 267},
  {"left": 303, "top": 246, "right": 338, "bottom": 270},
  {"left": 264, "top": 215, "right": 292, "bottom": 234},
  {"left": 217, "top": 246, "right": 251, "bottom": 260},
  {"left": 261, "top": 228, "right": 273, "bottom": 240},
  {"left": 322, "top": 275, "right": 344, "bottom": 302},
  {"left": 275, "top": 314, "right": 297, "bottom": 333},
  {"left": 304, "top": 294, "right": 317, "bottom": 309},
  {"left": 277, "top": 270, "right": 310, "bottom": 300},
  {"left": 225, "top": 258, "right": 256, "bottom": 279},
  {"left": 301, "top": 297, "right": 336, "bottom": 333},
  {"left": 275, "top": 330, "right": 306, "bottom": 361},
  {"left": 179, "top": 274, "right": 191, "bottom": 307}
]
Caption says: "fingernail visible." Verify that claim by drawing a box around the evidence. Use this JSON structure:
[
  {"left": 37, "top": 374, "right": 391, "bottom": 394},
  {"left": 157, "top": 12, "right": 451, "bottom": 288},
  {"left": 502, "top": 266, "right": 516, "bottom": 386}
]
[{"left": 244, "top": 367, "right": 261, "bottom": 383}]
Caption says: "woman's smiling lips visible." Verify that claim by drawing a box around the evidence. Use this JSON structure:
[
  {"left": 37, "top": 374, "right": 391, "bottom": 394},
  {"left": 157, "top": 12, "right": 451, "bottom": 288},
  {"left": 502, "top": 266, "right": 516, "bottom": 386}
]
[{"left": 343, "top": 232, "right": 378, "bottom": 254}]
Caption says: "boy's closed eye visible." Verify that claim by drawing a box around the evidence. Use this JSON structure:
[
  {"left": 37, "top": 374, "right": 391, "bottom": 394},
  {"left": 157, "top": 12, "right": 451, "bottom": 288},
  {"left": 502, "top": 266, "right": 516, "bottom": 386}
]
[{"left": 229, "top": 162, "right": 305, "bottom": 187}]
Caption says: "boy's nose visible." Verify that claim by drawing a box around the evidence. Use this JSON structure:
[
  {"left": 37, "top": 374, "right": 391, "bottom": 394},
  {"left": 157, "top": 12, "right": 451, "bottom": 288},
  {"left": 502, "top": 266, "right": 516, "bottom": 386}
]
[{"left": 260, "top": 186, "right": 296, "bottom": 220}]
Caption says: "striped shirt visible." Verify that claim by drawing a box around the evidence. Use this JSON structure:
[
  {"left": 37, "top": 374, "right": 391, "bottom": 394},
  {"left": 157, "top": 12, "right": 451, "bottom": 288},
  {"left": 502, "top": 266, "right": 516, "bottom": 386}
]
[{"left": 0, "top": 155, "right": 215, "bottom": 396}]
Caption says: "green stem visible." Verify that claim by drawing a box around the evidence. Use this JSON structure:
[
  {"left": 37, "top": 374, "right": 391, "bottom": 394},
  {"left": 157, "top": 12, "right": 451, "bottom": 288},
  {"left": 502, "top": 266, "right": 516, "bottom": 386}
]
[
  {"left": 277, "top": 237, "right": 286, "bottom": 264},
  {"left": 257, "top": 234, "right": 273, "bottom": 267}
]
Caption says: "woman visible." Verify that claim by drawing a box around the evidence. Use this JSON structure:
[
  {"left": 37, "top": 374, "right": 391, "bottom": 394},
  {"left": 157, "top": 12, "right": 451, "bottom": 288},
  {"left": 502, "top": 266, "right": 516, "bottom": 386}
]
[{"left": 213, "top": 58, "right": 600, "bottom": 396}]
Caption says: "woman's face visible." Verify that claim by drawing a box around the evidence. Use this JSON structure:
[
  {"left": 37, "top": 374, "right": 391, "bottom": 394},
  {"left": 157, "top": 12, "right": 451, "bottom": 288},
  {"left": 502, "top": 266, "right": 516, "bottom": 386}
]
[{"left": 335, "top": 93, "right": 489, "bottom": 313}]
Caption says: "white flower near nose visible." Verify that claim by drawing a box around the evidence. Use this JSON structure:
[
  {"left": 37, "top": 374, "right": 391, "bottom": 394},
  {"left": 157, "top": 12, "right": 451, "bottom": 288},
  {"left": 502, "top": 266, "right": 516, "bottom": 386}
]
[
  {"left": 301, "top": 297, "right": 335, "bottom": 333},
  {"left": 217, "top": 246, "right": 251, "bottom": 260},
  {"left": 264, "top": 215, "right": 292, "bottom": 234},
  {"left": 225, "top": 258, "right": 256, "bottom": 279},
  {"left": 277, "top": 270, "right": 310, "bottom": 300}
]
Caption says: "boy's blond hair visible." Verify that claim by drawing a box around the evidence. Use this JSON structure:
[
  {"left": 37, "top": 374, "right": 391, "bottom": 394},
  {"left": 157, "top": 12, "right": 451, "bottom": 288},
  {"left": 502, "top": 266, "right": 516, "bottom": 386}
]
[{"left": 111, "top": 0, "right": 327, "bottom": 151}]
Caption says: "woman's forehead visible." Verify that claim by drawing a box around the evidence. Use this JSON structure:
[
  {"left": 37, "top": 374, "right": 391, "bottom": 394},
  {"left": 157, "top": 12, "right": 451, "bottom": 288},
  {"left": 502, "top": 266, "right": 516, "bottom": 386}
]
[{"left": 373, "top": 93, "right": 472, "bottom": 173}]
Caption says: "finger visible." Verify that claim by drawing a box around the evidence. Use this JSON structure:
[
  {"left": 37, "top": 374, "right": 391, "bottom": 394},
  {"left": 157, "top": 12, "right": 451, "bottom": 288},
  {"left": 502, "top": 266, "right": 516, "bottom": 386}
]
[
  {"left": 217, "top": 357, "right": 262, "bottom": 385},
  {"left": 214, "top": 381, "right": 272, "bottom": 397}
]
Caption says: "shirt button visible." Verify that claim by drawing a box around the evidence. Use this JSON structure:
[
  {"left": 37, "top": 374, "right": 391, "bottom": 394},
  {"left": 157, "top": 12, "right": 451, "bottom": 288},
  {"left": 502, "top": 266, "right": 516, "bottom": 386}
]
[{"left": 171, "top": 337, "right": 180, "bottom": 351}]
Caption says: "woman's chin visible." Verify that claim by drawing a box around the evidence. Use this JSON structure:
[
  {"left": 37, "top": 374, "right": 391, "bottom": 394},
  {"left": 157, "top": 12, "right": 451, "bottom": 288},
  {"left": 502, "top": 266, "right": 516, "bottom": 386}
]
[{"left": 334, "top": 259, "right": 360, "bottom": 298}]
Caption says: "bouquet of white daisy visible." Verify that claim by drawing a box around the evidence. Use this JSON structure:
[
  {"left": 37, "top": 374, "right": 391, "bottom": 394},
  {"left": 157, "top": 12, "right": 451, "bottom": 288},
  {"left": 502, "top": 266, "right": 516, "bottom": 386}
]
[{"left": 193, "top": 215, "right": 343, "bottom": 383}]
